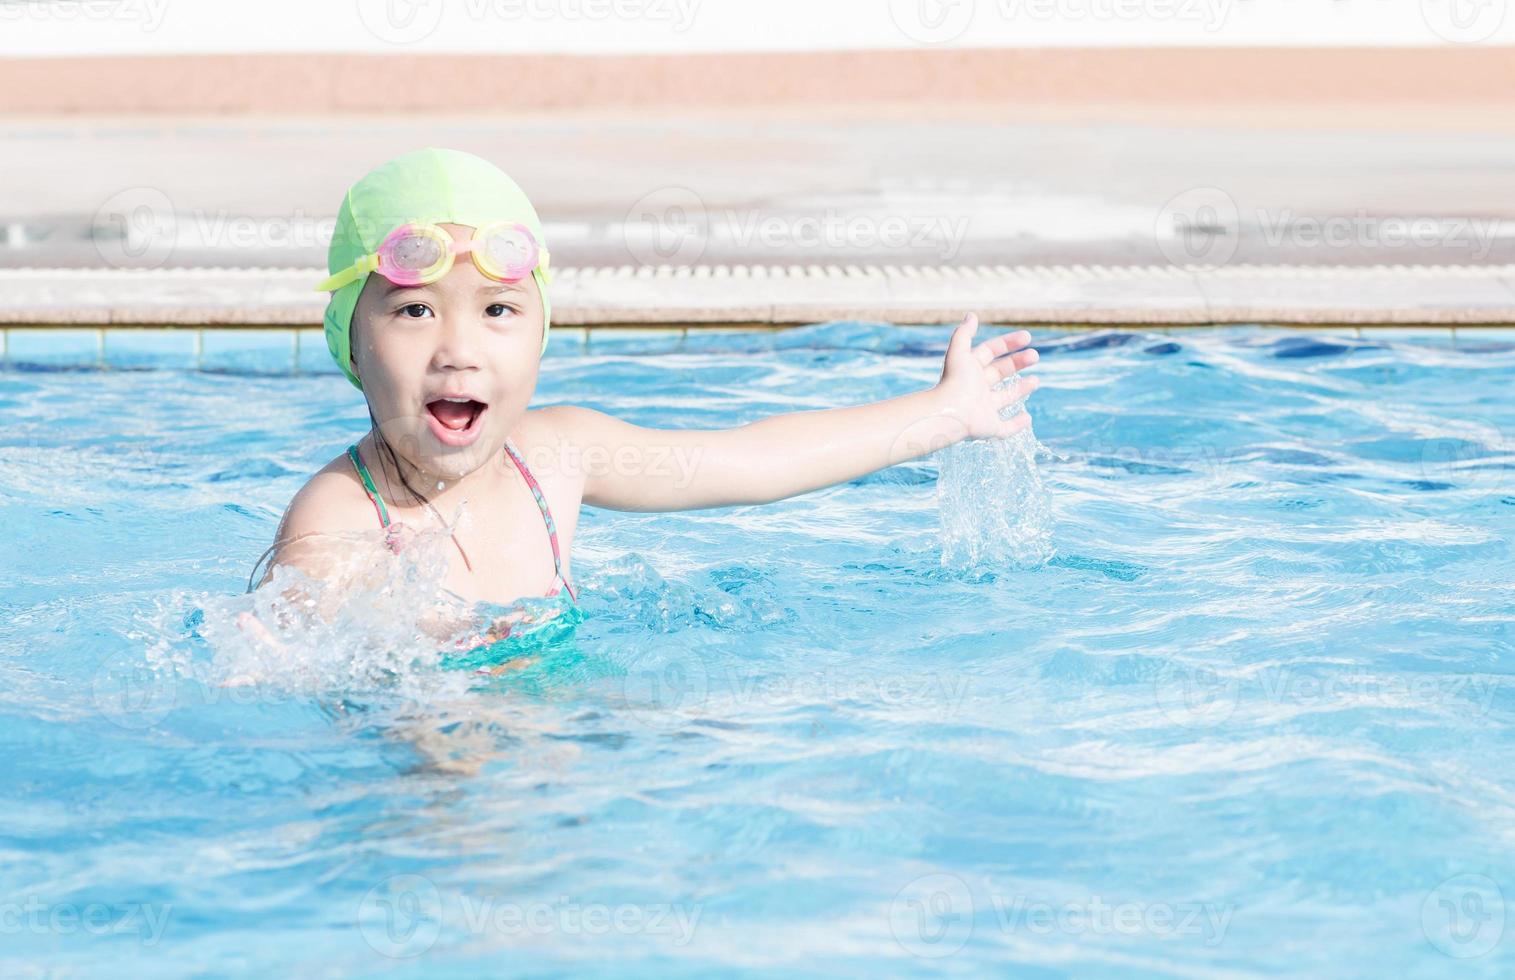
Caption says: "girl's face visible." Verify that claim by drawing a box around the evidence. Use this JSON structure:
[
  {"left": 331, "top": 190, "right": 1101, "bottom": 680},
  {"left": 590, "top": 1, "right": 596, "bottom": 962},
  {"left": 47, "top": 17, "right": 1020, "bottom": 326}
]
[{"left": 349, "top": 222, "right": 545, "bottom": 482}]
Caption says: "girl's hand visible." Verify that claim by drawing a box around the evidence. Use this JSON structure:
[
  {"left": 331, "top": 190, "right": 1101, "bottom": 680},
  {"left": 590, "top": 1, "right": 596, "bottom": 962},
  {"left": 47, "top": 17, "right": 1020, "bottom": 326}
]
[
  {"left": 383, "top": 520, "right": 420, "bottom": 555},
  {"left": 227, "top": 611, "right": 286, "bottom": 688},
  {"left": 453, "top": 607, "right": 535, "bottom": 651},
  {"left": 934, "top": 313, "right": 1041, "bottom": 440},
  {"left": 559, "top": 311, "right": 1042, "bottom": 510}
]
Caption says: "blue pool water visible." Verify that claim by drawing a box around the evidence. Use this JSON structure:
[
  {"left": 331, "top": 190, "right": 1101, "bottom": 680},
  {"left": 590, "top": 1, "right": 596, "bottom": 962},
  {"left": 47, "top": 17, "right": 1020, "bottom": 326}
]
[{"left": 1, "top": 323, "right": 1512, "bottom": 977}]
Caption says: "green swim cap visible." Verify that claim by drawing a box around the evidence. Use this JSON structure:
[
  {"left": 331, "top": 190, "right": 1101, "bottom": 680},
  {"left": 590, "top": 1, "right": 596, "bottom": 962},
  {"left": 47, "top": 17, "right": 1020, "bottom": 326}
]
[{"left": 321, "top": 147, "right": 552, "bottom": 391}]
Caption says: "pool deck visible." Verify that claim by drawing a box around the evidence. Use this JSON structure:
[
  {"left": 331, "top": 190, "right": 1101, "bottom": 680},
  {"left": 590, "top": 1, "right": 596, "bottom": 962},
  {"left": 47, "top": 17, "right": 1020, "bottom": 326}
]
[
  {"left": 4, "top": 99, "right": 1514, "bottom": 333},
  {"left": 4, "top": 265, "right": 1515, "bottom": 335}
]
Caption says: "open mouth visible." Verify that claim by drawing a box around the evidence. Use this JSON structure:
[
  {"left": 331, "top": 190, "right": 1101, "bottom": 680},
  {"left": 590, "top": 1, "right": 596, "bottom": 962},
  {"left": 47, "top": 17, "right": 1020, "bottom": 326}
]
[{"left": 425, "top": 397, "right": 488, "bottom": 447}]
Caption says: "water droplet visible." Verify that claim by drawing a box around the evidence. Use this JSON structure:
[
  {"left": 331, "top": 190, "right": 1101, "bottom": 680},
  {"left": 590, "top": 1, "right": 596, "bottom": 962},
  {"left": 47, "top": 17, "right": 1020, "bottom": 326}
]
[{"left": 435, "top": 481, "right": 445, "bottom": 491}]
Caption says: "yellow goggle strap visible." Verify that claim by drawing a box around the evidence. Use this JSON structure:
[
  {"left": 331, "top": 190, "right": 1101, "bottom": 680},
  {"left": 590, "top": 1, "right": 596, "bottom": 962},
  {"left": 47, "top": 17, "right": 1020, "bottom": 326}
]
[{"left": 315, "top": 252, "right": 381, "bottom": 293}]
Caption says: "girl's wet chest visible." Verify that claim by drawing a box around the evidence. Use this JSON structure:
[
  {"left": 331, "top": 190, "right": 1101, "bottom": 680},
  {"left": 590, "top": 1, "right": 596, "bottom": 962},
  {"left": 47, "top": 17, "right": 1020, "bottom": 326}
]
[{"left": 433, "top": 481, "right": 572, "bottom": 606}]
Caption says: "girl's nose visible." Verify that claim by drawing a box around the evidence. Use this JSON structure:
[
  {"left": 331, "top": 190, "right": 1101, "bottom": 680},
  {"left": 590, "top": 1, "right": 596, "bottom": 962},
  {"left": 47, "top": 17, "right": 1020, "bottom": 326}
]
[{"left": 430, "top": 314, "right": 485, "bottom": 372}]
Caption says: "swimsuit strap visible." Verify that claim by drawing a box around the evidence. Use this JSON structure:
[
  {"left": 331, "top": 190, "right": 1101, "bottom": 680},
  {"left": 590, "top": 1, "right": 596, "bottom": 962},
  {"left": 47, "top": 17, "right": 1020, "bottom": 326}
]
[
  {"left": 347, "top": 444, "right": 391, "bottom": 528},
  {"left": 502, "top": 437, "right": 577, "bottom": 603}
]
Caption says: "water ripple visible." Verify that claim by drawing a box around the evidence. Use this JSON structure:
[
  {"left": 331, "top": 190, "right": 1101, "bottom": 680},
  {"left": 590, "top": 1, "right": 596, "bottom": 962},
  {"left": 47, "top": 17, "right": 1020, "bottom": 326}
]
[{"left": 0, "top": 325, "right": 1510, "bottom": 976}]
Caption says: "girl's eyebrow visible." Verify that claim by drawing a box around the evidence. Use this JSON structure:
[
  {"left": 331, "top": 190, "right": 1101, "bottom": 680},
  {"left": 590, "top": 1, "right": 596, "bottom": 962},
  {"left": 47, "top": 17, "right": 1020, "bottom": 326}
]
[
  {"left": 480, "top": 282, "right": 527, "bottom": 295},
  {"left": 382, "top": 280, "right": 431, "bottom": 298}
]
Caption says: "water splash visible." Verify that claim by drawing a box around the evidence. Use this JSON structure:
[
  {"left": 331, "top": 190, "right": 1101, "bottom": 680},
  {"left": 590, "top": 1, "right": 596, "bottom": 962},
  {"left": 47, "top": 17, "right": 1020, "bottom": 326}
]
[
  {"left": 937, "top": 372, "right": 1055, "bottom": 569},
  {"left": 133, "top": 530, "right": 793, "bottom": 716},
  {"left": 582, "top": 553, "right": 790, "bottom": 634},
  {"left": 144, "top": 523, "right": 581, "bottom": 701}
]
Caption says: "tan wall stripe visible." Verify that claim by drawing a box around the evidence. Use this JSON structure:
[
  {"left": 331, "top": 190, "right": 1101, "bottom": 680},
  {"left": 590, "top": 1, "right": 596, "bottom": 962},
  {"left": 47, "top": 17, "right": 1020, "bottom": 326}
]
[{"left": 2, "top": 48, "right": 1513, "bottom": 115}]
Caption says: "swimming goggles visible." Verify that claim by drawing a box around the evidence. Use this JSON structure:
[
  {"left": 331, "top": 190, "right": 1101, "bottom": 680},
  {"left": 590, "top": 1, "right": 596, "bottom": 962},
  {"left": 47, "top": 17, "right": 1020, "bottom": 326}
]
[{"left": 315, "top": 221, "right": 549, "bottom": 292}]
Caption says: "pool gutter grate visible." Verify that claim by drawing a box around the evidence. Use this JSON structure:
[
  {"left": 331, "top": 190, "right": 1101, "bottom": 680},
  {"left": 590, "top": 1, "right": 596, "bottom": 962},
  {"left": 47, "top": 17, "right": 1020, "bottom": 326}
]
[{"left": 1, "top": 263, "right": 1514, "bottom": 328}]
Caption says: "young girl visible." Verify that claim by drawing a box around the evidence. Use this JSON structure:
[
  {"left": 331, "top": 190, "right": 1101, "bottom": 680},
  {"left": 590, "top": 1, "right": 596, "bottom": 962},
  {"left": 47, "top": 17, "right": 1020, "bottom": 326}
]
[{"left": 254, "top": 148, "right": 1040, "bottom": 656}]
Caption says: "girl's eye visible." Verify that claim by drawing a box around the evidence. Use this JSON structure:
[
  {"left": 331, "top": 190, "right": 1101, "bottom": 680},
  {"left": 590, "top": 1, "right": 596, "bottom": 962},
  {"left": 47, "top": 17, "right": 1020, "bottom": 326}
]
[
  {"left": 485, "top": 304, "right": 518, "bottom": 318},
  {"left": 399, "top": 303, "right": 433, "bottom": 318}
]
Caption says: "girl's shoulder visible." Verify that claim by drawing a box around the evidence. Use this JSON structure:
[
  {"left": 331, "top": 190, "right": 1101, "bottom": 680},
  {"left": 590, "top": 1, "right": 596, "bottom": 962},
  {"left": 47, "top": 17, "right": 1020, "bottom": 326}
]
[
  {"left": 257, "top": 450, "right": 380, "bottom": 590},
  {"left": 521, "top": 403, "right": 619, "bottom": 450},
  {"left": 279, "top": 449, "right": 384, "bottom": 541},
  {"left": 504, "top": 409, "right": 591, "bottom": 522},
  {"left": 510, "top": 405, "right": 587, "bottom": 473}
]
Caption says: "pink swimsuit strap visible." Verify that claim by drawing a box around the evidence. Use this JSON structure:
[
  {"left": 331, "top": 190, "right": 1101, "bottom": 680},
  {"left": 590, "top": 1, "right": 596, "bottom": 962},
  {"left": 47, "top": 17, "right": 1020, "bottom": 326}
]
[
  {"left": 347, "top": 439, "right": 576, "bottom": 603},
  {"left": 500, "top": 438, "right": 577, "bottom": 603}
]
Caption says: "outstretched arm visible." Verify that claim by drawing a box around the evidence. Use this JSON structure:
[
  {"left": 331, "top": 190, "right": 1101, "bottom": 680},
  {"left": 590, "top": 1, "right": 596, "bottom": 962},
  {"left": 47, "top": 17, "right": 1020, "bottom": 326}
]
[{"left": 554, "top": 314, "right": 1040, "bottom": 513}]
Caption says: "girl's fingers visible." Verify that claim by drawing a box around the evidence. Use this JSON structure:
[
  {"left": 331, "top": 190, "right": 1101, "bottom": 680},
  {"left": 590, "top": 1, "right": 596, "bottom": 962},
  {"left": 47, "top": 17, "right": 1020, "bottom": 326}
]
[
  {"left": 982, "top": 348, "right": 1039, "bottom": 384},
  {"left": 995, "top": 375, "right": 1040, "bottom": 406},
  {"left": 946, "top": 313, "right": 981, "bottom": 364},
  {"left": 236, "top": 611, "right": 285, "bottom": 652},
  {"left": 974, "top": 329, "right": 1033, "bottom": 366},
  {"left": 998, "top": 411, "right": 1032, "bottom": 439}
]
